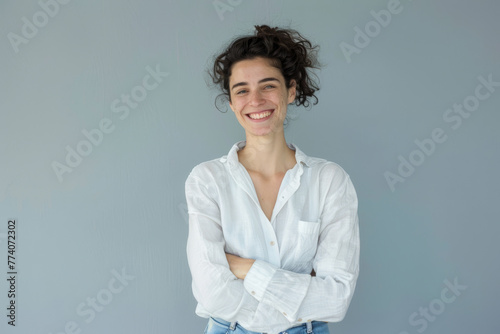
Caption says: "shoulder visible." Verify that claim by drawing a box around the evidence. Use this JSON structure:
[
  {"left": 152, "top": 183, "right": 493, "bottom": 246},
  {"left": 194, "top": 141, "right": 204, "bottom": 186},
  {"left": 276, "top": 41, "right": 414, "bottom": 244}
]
[
  {"left": 303, "top": 153, "right": 351, "bottom": 185},
  {"left": 304, "top": 157, "right": 358, "bottom": 211},
  {"left": 186, "top": 141, "right": 245, "bottom": 184},
  {"left": 186, "top": 156, "right": 228, "bottom": 186},
  {"left": 292, "top": 143, "right": 351, "bottom": 182},
  {"left": 300, "top": 154, "right": 356, "bottom": 202},
  {"left": 320, "top": 161, "right": 350, "bottom": 182}
]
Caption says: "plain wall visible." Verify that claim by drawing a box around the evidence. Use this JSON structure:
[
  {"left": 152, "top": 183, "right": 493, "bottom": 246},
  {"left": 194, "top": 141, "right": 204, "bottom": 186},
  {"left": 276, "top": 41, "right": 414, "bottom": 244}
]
[{"left": 1, "top": 0, "right": 499, "bottom": 333}]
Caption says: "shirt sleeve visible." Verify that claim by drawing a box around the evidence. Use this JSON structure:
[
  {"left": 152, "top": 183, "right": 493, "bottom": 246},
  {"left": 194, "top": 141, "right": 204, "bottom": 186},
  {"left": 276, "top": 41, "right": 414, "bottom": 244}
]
[
  {"left": 185, "top": 169, "right": 258, "bottom": 321},
  {"left": 243, "top": 165, "right": 360, "bottom": 323}
]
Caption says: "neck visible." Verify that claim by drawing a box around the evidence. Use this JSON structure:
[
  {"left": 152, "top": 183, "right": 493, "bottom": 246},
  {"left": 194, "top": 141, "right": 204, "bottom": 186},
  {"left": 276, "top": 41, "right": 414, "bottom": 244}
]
[{"left": 238, "top": 131, "right": 296, "bottom": 176}]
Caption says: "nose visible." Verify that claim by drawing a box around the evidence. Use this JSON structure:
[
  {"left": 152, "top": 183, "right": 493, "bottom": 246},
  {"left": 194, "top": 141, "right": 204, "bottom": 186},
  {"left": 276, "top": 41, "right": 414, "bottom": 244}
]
[{"left": 248, "top": 89, "right": 265, "bottom": 106}]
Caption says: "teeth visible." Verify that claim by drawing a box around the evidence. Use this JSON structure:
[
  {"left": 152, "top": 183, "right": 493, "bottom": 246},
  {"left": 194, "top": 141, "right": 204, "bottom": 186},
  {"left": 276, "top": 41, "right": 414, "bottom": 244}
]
[{"left": 248, "top": 111, "right": 272, "bottom": 119}]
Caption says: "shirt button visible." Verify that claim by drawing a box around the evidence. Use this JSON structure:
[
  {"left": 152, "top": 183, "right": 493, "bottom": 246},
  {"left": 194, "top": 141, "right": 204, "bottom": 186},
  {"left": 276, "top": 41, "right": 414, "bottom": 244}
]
[
  {"left": 270, "top": 241, "right": 275, "bottom": 246},
  {"left": 297, "top": 318, "right": 302, "bottom": 322},
  {"left": 283, "top": 312, "right": 287, "bottom": 316},
  {"left": 307, "top": 319, "right": 312, "bottom": 322},
  {"left": 251, "top": 291, "right": 255, "bottom": 295}
]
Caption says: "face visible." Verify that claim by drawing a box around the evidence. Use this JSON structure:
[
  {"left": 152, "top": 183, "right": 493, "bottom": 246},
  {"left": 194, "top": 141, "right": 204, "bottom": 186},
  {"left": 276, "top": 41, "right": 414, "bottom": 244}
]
[{"left": 228, "top": 57, "right": 296, "bottom": 138}]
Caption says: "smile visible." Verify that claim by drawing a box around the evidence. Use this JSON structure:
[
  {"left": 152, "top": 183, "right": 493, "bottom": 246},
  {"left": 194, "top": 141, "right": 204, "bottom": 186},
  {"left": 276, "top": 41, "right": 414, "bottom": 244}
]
[{"left": 246, "top": 110, "right": 273, "bottom": 120}]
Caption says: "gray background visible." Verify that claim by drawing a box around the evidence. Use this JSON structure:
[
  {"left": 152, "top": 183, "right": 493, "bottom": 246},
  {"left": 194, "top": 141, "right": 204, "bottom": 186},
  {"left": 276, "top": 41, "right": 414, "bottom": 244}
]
[{"left": 1, "top": 0, "right": 499, "bottom": 333}]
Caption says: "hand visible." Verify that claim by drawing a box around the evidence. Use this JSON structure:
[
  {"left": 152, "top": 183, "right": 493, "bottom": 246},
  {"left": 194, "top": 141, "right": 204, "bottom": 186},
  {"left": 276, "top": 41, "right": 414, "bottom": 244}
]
[{"left": 225, "top": 253, "right": 255, "bottom": 280}]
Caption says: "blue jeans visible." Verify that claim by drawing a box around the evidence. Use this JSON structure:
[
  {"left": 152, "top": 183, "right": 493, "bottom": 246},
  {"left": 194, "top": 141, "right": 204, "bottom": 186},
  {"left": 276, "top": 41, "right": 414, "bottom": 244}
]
[{"left": 204, "top": 317, "right": 330, "bottom": 334}]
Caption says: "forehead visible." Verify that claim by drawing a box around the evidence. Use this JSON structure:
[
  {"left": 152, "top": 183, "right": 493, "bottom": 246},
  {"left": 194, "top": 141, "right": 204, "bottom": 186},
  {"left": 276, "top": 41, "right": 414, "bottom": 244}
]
[{"left": 229, "top": 57, "right": 283, "bottom": 83}]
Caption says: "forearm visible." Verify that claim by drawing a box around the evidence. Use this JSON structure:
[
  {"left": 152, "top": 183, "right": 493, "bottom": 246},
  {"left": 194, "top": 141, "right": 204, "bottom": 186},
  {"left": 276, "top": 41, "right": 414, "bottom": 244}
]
[
  {"left": 243, "top": 259, "right": 358, "bottom": 323},
  {"left": 187, "top": 229, "right": 259, "bottom": 320},
  {"left": 224, "top": 250, "right": 355, "bottom": 322},
  {"left": 226, "top": 253, "right": 315, "bottom": 279},
  {"left": 225, "top": 253, "right": 255, "bottom": 280}
]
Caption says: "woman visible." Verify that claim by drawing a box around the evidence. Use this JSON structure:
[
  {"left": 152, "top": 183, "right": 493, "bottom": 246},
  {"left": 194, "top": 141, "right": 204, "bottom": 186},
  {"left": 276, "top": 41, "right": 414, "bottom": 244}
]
[{"left": 186, "top": 25, "right": 359, "bottom": 334}]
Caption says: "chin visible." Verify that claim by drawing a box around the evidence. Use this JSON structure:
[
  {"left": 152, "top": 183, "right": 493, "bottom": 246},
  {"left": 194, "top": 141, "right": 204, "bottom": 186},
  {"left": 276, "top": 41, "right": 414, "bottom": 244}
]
[{"left": 247, "top": 127, "right": 281, "bottom": 137}]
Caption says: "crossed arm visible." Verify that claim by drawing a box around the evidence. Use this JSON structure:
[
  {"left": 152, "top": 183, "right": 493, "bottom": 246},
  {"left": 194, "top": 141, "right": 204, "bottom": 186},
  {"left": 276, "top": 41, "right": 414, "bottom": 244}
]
[
  {"left": 186, "top": 165, "right": 358, "bottom": 323},
  {"left": 225, "top": 253, "right": 316, "bottom": 279}
]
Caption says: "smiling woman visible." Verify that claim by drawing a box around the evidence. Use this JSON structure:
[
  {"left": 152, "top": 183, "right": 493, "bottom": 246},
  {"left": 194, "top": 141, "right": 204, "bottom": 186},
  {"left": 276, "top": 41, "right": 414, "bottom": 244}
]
[
  {"left": 185, "top": 25, "right": 360, "bottom": 334},
  {"left": 211, "top": 25, "right": 320, "bottom": 111},
  {"left": 229, "top": 57, "right": 296, "bottom": 139}
]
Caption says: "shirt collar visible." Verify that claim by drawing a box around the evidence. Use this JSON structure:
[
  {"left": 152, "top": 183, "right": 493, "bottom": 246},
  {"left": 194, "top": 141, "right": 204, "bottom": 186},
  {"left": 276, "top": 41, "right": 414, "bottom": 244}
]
[{"left": 220, "top": 140, "right": 313, "bottom": 169}]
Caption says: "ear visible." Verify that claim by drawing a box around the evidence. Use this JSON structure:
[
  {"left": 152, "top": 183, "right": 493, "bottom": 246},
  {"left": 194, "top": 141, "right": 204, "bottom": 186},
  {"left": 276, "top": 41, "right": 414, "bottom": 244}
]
[{"left": 287, "top": 79, "right": 296, "bottom": 104}]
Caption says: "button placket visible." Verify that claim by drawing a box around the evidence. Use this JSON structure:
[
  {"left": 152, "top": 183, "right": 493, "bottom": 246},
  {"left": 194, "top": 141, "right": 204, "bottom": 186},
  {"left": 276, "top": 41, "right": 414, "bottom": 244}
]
[
  {"left": 263, "top": 219, "right": 280, "bottom": 265},
  {"left": 271, "top": 166, "right": 303, "bottom": 222}
]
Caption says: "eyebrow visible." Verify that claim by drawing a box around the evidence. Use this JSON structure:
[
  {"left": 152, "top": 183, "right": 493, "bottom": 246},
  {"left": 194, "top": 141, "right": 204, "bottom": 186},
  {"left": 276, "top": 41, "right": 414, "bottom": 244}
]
[{"left": 230, "top": 77, "right": 280, "bottom": 91}]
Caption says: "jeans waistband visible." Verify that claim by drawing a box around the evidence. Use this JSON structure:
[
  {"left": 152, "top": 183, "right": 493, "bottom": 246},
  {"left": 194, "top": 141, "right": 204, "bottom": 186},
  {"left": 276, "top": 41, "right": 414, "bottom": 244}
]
[{"left": 211, "top": 317, "right": 323, "bottom": 334}]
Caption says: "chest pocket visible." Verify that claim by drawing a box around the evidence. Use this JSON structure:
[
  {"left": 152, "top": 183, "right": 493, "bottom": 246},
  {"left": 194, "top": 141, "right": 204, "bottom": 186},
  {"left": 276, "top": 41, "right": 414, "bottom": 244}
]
[{"left": 294, "top": 219, "right": 321, "bottom": 263}]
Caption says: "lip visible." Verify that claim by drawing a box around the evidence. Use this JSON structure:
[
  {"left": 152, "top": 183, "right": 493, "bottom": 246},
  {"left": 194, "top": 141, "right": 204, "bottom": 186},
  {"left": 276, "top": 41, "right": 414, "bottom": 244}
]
[{"left": 245, "top": 109, "right": 274, "bottom": 122}]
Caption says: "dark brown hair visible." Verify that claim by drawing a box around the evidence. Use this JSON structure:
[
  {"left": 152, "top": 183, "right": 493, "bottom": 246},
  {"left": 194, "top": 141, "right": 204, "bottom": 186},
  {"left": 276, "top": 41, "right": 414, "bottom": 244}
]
[{"left": 209, "top": 25, "right": 320, "bottom": 112}]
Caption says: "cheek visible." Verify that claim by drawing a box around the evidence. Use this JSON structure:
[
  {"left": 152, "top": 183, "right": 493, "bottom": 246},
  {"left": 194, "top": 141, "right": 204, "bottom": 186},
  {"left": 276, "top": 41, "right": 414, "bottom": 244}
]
[
  {"left": 231, "top": 99, "right": 247, "bottom": 112},
  {"left": 231, "top": 103, "right": 244, "bottom": 117},
  {"left": 278, "top": 95, "right": 289, "bottom": 107},
  {"left": 229, "top": 98, "right": 238, "bottom": 112}
]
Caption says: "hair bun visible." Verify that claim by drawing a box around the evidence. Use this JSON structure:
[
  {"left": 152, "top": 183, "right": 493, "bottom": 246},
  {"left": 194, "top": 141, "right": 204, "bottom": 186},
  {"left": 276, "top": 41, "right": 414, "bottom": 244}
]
[{"left": 255, "top": 25, "right": 278, "bottom": 36}]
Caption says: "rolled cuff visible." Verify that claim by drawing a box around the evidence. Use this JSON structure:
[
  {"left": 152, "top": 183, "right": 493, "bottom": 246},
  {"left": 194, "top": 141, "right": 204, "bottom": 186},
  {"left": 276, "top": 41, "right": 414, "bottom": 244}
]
[{"left": 243, "top": 259, "right": 277, "bottom": 301}]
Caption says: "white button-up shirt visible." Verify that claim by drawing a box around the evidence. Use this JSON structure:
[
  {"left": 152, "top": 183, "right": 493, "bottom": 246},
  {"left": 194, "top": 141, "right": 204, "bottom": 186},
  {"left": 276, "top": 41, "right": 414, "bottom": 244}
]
[{"left": 186, "top": 141, "right": 359, "bottom": 334}]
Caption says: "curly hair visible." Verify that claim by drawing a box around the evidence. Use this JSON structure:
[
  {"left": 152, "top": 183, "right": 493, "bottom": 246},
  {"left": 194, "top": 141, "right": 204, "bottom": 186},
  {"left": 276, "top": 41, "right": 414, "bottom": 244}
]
[{"left": 209, "top": 25, "right": 320, "bottom": 111}]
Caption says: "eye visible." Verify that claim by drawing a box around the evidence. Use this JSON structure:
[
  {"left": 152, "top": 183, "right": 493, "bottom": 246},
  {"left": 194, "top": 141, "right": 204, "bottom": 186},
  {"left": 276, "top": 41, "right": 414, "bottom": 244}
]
[
  {"left": 236, "top": 89, "right": 247, "bottom": 95},
  {"left": 264, "top": 84, "right": 275, "bottom": 89}
]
